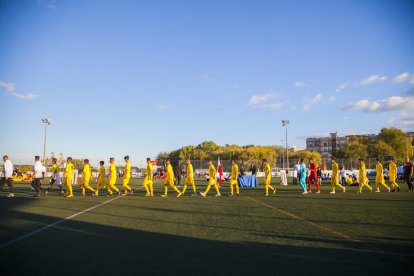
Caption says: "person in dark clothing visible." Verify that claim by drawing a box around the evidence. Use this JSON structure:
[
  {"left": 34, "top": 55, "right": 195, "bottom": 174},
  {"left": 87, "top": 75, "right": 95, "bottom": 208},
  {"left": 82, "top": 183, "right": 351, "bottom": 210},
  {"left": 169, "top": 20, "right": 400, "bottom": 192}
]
[
  {"left": 250, "top": 163, "right": 257, "bottom": 176},
  {"left": 403, "top": 157, "right": 413, "bottom": 192},
  {"left": 173, "top": 164, "right": 182, "bottom": 187},
  {"left": 316, "top": 167, "right": 322, "bottom": 186}
]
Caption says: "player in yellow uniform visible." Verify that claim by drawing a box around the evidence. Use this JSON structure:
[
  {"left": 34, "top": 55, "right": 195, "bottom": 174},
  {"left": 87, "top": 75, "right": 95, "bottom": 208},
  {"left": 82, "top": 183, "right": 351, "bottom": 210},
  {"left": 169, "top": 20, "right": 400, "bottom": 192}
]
[
  {"left": 95, "top": 161, "right": 110, "bottom": 196},
  {"left": 143, "top": 158, "right": 154, "bottom": 197},
  {"left": 63, "top": 157, "right": 74, "bottom": 198},
  {"left": 330, "top": 157, "right": 346, "bottom": 194},
  {"left": 182, "top": 159, "right": 196, "bottom": 196},
  {"left": 229, "top": 159, "right": 240, "bottom": 196},
  {"left": 375, "top": 158, "right": 390, "bottom": 193},
  {"left": 357, "top": 158, "right": 372, "bottom": 193},
  {"left": 81, "top": 159, "right": 95, "bottom": 196},
  {"left": 200, "top": 160, "right": 221, "bottom": 197},
  {"left": 262, "top": 159, "right": 276, "bottom": 196},
  {"left": 388, "top": 158, "right": 400, "bottom": 192},
  {"left": 108, "top": 157, "right": 121, "bottom": 196},
  {"left": 161, "top": 159, "right": 182, "bottom": 197},
  {"left": 122, "top": 156, "right": 133, "bottom": 195}
]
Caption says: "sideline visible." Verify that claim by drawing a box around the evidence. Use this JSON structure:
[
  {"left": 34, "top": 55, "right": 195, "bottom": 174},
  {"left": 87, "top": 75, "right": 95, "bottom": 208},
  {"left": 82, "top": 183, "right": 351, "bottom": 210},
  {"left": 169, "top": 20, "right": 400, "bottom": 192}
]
[{"left": 0, "top": 194, "right": 127, "bottom": 249}]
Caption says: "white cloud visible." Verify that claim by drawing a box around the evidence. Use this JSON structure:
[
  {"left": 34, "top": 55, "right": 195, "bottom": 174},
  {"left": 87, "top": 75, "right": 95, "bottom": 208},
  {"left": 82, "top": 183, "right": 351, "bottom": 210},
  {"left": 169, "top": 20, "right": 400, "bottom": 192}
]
[
  {"left": 12, "top": 92, "right": 38, "bottom": 100},
  {"left": 335, "top": 83, "right": 348, "bottom": 93},
  {"left": 201, "top": 74, "right": 214, "bottom": 82},
  {"left": 400, "top": 112, "right": 414, "bottom": 127},
  {"left": 357, "top": 75, "right": 387, "bottom": 86},
  {"left": 393, "top": 71, "right": 414, "bottom": 84},
  {"left": 0, "top": 80, "right": 15, "bottom": 92},
  {"left": 262, "top": 103, "right": 284, "bottom": 110},
  {"left": 342, "top": 96, "right": 414, "bottom": 112},
  {"left": 328, "top": 95, "right": 336, "bottom": 102},
  {"left": 303, "top": 103, "right": 310, "bottom": 111},
  {"left": 293, "top": 81, "right": 305, "bottom": 87},
  {"left": 36, "top": 0, "right": 56, "bottom": 9},
  {"left": 156, "top": 104, "right": 172, "bottom": 111},
  {"left": 341, "top": 99, "right": 370, "bottom": 110},
  {"left": 0, "top": 80, "right": 38, "bottom": 100},
  {"left": 247, "top": 93, "right": 277, "bottom": 106},
  {"left": 310, "top": 93, "right": 322, "bottom": 103}
]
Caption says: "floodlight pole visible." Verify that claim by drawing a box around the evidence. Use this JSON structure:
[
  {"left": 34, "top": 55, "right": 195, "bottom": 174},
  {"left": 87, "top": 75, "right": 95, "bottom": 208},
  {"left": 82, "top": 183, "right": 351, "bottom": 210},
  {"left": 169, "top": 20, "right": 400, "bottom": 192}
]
[
  {"left": 42, "top": 118, "right": 51, "bottom": 164},
  {"left": 282, "top": 120, "right": 290, "bottom": 173}
]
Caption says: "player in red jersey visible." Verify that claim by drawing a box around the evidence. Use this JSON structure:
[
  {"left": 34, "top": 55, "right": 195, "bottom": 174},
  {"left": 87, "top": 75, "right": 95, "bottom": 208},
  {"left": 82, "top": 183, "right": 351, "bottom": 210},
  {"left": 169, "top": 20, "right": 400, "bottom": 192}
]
[{"left": 307, "top": 158, "right": 320, "bottom": 194}]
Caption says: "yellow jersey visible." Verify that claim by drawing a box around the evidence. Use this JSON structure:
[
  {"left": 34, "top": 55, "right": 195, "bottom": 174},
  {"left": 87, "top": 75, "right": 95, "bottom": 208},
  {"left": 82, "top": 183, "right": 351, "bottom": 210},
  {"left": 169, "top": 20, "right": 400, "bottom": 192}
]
[
  {"left": 83, "top": 164, "right": 91, "bottom": 178},
  {"left": 166, "top": 164, "right": 174, "bottom": 181},
  {"left": 376, "top": 163, "right": 384, "bottom": 183},
  {"left": 264, "top": 162, "right": 271, "bottom": 178},
  {"left": 359, "top": 162, "right": 366, "bottom": 182},
  {"left": 146, "top": 162, "right": 153, "bottom": 180},
  {"left": 209, "top": 164, "right": 216, "bottom": 178},
  {"left": 389, "top": 162, "right": 397, "bottom": 178},
  {"left": 187, "top": 163, "right": 194, "bottom": 178},
  {"left": 110, "top": 163, "right": 116, "bottom": 179},
  {"left": 231, "top": 163, "right": 239, "bottom": 179},
  {"left": 332, "top": 161, "right": 339, "bottom": 179},
  {"left": 99, "top": 165, "right": 105, "bottom": 181},
  {"left": 52, "top": 164, "right": 59, "bottom": 175},
  {"left": 65, "top": 163, "right": 74, "bottom": 178},
  {"left": 124, "top": 161, "right": 131, "bottom": 179}
]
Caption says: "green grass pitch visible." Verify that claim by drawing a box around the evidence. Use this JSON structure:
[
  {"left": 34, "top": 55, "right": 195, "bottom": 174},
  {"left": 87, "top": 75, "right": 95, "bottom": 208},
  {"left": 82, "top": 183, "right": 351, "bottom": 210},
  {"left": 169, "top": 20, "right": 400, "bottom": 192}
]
[{"left": 0, "top": 177, "right": 413, "bottom": 275}]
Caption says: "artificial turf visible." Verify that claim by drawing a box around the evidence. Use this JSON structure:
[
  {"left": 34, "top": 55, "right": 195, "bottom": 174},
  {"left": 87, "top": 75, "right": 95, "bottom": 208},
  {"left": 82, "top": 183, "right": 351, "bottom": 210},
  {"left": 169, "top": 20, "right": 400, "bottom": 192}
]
[{"left": 0, "top": 178, "right": 413, "bottom": 275}]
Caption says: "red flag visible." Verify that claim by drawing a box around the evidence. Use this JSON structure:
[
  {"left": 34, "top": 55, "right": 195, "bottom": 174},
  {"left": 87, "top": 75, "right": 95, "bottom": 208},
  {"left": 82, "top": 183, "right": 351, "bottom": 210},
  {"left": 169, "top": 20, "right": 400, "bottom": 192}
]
[{"left": 217, "top": 158, "right": 223, "bottom": 186}]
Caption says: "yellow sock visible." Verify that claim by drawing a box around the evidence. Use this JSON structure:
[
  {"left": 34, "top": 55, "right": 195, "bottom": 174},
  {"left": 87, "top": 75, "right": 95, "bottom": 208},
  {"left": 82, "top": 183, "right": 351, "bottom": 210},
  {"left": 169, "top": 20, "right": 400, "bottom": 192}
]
[
  {"left": 214, "top": 184, "right": 220, "bottom": 194},
  {"left": 82, "top": 187, "right": 85, "bottom": 195},
  {"left": 230, "top": 185, "right": 234, "bottom": 195},
  {"left": 205, "top": 184, "right": 211, "bottom": 194},
  {"left": 173, "top": 185, "right": 181, "bottom": 194},
  {"left": 143, "top": 184, "right": 150, "bottom": 194},
  {"left": 149, "top": 183, "right": 154, "bottom": 196},
  {"left": 164, "top": 185, "right": 168, "bottom": 196},
  {"left": 67, "top": 184, "right": 73, "bottom": 196},
  {"left": 381, "top": 183, "right": 389, "bottom": 189},
  {"left": 192, "top": 184, "right": 196, "bottom": 194},
  {"left": 182, "top": 184, "right": 187, "bottom": 194},
  {"left": 235, "top": 185, "right": 240, "bottom": 195},
  {"left": 265, "top": 185, "right": 269, "bottom": 195}
]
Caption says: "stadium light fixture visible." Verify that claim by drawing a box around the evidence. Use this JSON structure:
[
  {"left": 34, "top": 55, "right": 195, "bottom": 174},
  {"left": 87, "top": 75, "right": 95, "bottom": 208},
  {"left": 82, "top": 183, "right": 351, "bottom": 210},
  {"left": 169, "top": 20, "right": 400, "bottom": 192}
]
[{"left": 42, "top": 118, "right": 51, "bottom": 164}]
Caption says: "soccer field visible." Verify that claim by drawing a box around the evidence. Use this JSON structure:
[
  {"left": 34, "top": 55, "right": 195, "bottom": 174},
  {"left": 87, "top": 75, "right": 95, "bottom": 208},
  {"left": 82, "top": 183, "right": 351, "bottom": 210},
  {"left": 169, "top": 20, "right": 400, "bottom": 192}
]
[{"left": 0, "top": 178, "right": 413, "bottom": 275}]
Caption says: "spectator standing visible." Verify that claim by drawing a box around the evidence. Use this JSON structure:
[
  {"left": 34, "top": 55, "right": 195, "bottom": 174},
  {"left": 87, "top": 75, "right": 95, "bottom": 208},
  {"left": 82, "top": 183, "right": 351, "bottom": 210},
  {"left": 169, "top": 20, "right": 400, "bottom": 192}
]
[
  {"left": 403, "top": 158, "right": 413, "bottom": 192},
  {"left": 293, "top": 160, "right": 300, "bottom": 186},
  {"left": 316, "top": 167, "right": 322, "bottom": 186},
  {"left": 173, "top": 163, "right": 182, "bottom": 187},
  {"left": 0, "top": 155, "right": 14, "bottom": 197},
  {"left": 250, "top": 163, "right": 257, "bottom": 176}
]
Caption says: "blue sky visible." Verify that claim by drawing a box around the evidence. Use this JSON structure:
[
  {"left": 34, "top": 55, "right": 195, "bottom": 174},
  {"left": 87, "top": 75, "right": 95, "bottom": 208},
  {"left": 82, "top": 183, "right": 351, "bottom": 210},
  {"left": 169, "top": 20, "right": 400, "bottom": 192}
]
[{"left": 1, "top": 0, "right": 414, "bottom": 165}]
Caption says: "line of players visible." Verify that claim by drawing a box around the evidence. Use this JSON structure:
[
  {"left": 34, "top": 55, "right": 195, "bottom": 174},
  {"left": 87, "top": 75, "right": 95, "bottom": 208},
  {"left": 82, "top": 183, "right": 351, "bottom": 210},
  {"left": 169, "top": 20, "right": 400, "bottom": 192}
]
[
  {"left": 1, "top": 155, "right": 413, "bottom": 198},
  {"left": 299, "top": 157, "right": 410, "bottom": 194}
]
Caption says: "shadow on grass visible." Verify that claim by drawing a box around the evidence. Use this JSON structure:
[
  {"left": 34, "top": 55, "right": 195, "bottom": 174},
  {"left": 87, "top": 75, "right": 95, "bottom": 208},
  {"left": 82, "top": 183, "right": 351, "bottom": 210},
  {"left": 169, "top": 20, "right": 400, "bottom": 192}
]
[{"left": 0, "top": 210, "right": 412, "bottom": 276}]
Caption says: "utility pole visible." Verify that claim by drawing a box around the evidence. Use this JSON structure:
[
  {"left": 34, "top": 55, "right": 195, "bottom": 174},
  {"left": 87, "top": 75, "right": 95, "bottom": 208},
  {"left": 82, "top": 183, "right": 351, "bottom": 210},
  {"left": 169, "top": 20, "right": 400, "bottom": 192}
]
[
  {"left": 42, "top": 118, "right": 51, "bottom": 165},
  {"left": 282, "top": 120, "right": 290, "bottom": 173}
]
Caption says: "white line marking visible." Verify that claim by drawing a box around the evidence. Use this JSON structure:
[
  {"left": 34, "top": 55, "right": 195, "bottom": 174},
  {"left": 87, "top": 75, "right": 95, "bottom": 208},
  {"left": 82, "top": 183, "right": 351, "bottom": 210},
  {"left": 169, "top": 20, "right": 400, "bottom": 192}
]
[{"left": 0, "top": 195, "right": 125, "bottom": 249}]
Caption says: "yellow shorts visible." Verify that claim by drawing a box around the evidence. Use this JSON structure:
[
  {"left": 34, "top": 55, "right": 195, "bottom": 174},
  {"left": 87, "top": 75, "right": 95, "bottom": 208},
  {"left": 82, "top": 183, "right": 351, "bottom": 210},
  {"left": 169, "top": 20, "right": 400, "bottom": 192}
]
[
  {"left": 230, "top": 179, "right": 238, "bottom": 186},
  {"left": 143, "top": 177, "right": 153, "bottom": 186},
  {"left": 185, "top": 176, "right": 194, "bottom": 185}
]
